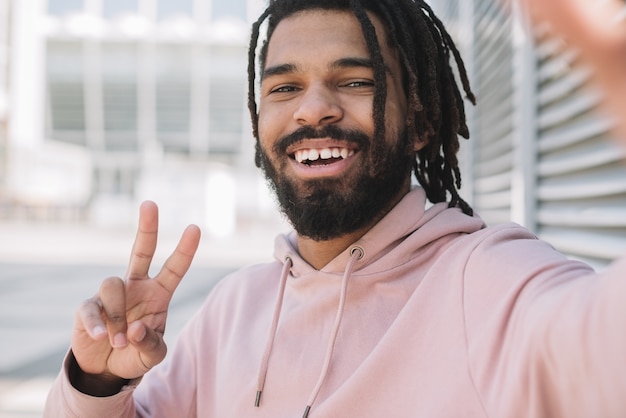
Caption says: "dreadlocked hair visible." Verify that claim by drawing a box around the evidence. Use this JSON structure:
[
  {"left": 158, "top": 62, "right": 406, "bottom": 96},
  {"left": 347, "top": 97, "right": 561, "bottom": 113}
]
[{"left": 247, "top": 0, "right": 476, "bottom": 216}]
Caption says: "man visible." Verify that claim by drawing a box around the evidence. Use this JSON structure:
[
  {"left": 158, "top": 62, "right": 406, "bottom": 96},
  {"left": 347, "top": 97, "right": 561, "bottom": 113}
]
[{"left": 45, "top": 0, "right": 626, "bottom": 416}]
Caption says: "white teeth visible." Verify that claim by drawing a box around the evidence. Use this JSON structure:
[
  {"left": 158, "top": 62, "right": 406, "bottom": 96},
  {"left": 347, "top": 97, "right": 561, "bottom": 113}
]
[{"left": 294, "top": 147, "right": 354, "bottom": 163}]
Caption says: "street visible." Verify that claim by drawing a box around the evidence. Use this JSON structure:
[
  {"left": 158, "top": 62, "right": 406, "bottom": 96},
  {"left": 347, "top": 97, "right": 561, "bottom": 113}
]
[{"left": 0, "top": 263, "right": 232, "bottom": 417}]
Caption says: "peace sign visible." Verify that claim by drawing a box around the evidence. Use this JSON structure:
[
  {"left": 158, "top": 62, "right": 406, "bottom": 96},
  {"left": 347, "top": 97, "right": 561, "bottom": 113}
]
[{"left": 70, "top": 201, "right": 201, "bottom": 396}]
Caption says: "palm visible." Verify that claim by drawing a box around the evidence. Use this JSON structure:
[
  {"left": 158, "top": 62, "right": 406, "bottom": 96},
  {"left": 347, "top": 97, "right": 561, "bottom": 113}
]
[
  {"left": 522, "top": 0, "right": 626, "bottom": 139},
  {"left": 72, "top": 201, "right": 200, "bottom": 380}
]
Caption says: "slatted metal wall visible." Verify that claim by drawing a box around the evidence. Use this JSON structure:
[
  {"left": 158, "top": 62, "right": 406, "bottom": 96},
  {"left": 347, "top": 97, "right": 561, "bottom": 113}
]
[
  {"left": 534, "top": 27, "right": 626, "bottom": 268},
  {"left": 433, "top": 0, "right": 626, "bottom": 268},
  {"left": 470, "top": 0, "right": 516, "bottom": 225}
]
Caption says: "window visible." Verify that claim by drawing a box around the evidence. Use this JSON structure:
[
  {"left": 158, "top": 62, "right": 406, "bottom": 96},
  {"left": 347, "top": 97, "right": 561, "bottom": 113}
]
[
  {"left": 208, "top": 78, "right": 244, "bottom": 153},
  {"left": 212, "top": 0, "right": 246, "bottom": 21},
  {"left": 157, "top": 0, "right": 193, "bottom": 20},
  {"left": 103, "top": 0, "right": 138, "bottom": 19},
  {"left": 101, "top": 43, "right": 138, "bottom": 151},
  {"left": 47, "top": 0, "right": 83, "bottom": 15},
  {"left": 207, "top": 45, "right": 247, "bottom": 153},
  {"left": 46, "top": 41, "right": 86, "bottom": 145},
  {"left": 156, "top": 45, "right": 191, "bottom": 152}
]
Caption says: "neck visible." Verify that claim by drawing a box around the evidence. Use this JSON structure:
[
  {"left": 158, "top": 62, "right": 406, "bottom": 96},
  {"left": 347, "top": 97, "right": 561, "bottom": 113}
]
[
  {"left": 295, "top": 186, "right": 410, "bottom": 269},
  {"left": 296, "top": 228, "right": 369, "bottom": 270}
]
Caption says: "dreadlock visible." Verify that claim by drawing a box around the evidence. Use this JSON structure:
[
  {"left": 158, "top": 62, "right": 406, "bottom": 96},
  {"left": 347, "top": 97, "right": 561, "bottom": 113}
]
[{"left": 247, "top": 0, "right": 476, "bottom": 216}]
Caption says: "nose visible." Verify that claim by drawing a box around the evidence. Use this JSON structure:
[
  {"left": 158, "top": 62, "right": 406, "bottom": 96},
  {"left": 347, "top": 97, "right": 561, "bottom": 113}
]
[{"left": 293, "top": 84, "right": 343, "bottom": 126}]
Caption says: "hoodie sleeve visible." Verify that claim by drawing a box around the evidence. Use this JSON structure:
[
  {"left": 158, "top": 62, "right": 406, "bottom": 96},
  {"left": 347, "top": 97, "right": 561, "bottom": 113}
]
[
  {"left": 44, "top": 312, "right": 204, "bottom": 418},
  {"left": 44, "top": 285, "right": 218, "bottom": 418},
  {"left": 462, "top": 223, "right": 626, "bottom": 418},
  {"left": 43, "top": 351, "right": 138, "bottom": 418}
]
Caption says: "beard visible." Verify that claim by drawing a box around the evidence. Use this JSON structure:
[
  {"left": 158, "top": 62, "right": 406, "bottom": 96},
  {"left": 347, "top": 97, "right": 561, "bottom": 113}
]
[{"left": 258, "top": 124, "right": 415, "bottom": 241}]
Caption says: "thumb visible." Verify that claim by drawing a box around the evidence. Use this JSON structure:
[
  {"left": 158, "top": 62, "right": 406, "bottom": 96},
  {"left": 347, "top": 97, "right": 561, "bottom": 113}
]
[{"left": 128, "top": 321, "right": 168, "bottom": 371}]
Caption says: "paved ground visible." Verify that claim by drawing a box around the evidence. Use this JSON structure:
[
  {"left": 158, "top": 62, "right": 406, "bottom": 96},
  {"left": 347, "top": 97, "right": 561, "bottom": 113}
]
[{"left": 0, "top": 220, "right": 287, "bottom": 417}]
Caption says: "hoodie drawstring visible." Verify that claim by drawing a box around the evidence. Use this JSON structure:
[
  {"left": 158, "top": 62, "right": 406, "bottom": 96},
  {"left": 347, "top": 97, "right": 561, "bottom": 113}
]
[
  {"left": 255, "top": 256, "right": 292, "bottom": 407},
  {"left": 254, "top": 246, "right": 364, "bottom": 418},
  {"left": 303, "top": 246, "right": 363, "bottom": 418}
]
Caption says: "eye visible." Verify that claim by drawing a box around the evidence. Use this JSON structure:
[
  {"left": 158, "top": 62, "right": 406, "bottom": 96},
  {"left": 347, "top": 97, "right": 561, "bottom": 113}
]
[
  {"left": 342, "top": 80, "right": 375, "bottom": 89},
  {"left": 270, "top": 85, "right": 300, "bottom": 94}
]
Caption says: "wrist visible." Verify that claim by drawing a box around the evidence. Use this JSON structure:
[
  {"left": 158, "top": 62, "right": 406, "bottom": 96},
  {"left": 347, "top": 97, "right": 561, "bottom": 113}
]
[{"left": 68, "top": 352, "right": 130, "bottom": 397}]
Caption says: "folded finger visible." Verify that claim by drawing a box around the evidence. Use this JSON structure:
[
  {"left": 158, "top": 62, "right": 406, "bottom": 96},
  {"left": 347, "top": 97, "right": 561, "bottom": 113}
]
[
  {"left": 99, "top": 277, "right": 129, "bottom": 348},
  {"left": 127, "top": 320, "right": 168, "bottom": 371},
  {"left": 77, "top": 297, "right": 108, "bottom": 340}
]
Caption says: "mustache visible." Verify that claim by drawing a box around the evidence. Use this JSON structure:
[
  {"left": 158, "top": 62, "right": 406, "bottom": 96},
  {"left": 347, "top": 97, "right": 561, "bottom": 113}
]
[{"left": 273, "top": 125, "right": 371, "bottom": 155}]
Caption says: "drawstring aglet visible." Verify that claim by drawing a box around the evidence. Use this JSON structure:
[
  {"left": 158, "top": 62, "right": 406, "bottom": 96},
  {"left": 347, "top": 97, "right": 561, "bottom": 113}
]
[
  {"left": 255, "top": 391, "right": 262, "bottom": 407},
  {"left": 302, "top": 405, "right": 312, "bottom": 418}
]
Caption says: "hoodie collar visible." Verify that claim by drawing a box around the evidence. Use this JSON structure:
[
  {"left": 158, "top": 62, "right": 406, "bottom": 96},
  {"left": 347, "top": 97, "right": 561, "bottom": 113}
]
[{"left": 273, "top": 187, "right": 484, "bottom": 276}]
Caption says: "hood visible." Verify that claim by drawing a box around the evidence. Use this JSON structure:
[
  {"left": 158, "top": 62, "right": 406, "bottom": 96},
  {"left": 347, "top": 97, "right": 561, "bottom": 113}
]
[{"left": 273, "top": 187, "right": 486, "bottom": 276}]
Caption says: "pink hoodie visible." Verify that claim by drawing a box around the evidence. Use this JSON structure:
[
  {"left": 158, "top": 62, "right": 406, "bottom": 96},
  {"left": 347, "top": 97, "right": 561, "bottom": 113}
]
[{"left": 45, "top": 188, "right": 626, "bottom": 417}]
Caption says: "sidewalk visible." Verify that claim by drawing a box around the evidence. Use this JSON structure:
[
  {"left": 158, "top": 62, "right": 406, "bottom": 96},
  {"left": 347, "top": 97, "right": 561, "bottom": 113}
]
[{"left": 0, "top": 218, "right": 290, "bottom": 268}]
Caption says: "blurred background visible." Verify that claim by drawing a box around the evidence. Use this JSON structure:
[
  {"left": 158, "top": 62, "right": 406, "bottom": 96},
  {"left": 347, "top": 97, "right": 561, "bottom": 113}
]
[{"left": 1, "top": 0, "right": 626, "bottom": 416}]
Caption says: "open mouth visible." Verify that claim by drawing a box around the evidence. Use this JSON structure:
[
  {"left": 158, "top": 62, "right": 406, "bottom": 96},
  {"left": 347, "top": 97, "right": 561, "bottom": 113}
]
[{"left": 293, "top": 147, "right": 355, "bottom": 166}]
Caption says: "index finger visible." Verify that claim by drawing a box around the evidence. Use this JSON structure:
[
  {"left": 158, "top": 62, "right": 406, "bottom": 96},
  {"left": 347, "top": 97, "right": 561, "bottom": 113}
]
[
  {"left": 154, "top": 224, "right": 201, "bottom": 294},
  {"left": 126, "top": 201, "right": 159, "bottom": 281}
]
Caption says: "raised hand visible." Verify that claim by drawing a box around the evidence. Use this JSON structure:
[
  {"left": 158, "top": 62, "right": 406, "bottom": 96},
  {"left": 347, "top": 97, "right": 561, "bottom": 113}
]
[
  {"left": 70, "top": 201, "right": 201, "bottom": 395},
  {"left": 521, "top": 0, "right": 626, "bottom": 139}
]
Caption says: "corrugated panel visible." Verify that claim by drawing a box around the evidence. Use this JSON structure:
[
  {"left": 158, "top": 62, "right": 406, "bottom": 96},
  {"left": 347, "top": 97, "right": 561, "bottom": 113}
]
[
  {"left": 470, "top": 0, "right": 515, "bottom": 224},
  {"left": 534, "top": 26, "right": 626, "bottom": 267},
  {"left": 436, "top": 0, "right": 626, "bottom": 268},
  {"left": 434, "top": 0, "right": 460, "bottom": 22}
]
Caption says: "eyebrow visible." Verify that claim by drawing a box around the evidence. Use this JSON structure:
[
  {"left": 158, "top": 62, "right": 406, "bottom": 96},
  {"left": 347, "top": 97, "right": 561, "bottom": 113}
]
[
  {"left": 261, "top": 57, "right": 390, "bottom": 80},
  {"left": 261, "top": 63, "right": 298, "bottom": 80}
]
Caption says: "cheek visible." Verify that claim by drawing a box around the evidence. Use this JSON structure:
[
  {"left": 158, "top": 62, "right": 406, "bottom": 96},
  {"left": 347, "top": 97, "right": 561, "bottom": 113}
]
[
  {"left": 256, "top": 110, "right": 274, "bottom": 147},
  {"left": 257, "top": 103, "right": 289, "bottom": 141},
  {"left": 383, "top": 91, "right": 408, "bottom": 135}
]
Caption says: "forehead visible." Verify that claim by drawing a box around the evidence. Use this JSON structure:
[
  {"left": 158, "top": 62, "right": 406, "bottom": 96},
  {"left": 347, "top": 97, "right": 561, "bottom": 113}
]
[{"left": 264, "top": 9, "right": 391, "bottom": 68}]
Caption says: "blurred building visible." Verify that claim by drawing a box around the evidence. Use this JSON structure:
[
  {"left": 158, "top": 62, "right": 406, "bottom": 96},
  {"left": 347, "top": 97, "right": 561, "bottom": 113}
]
[
  {"left": 0, "top": 0, "right": 9, "bottom": 205},
  {"left": 3, "top": 0, "right": 626, "bottom": 264},
  {"left": 1, "top": 0, "right": 285, "bottom": 237},
  {"left": 432, "top": 0, "right": 626, "bottom": 267}
]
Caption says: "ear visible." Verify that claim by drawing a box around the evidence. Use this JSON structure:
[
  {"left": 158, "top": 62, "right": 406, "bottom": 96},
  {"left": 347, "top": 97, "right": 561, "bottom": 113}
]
[
  {"left": 412, "top": 136, "right": 428, "bottom": 152},
  {"left": 407, "top": 122, "right": 429, "bottom": 152}
]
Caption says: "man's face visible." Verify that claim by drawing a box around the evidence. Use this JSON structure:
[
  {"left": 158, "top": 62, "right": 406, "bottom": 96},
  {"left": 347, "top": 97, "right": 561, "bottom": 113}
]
[{"left": 257, "top": 9, "right": 420, "bottom": 241}]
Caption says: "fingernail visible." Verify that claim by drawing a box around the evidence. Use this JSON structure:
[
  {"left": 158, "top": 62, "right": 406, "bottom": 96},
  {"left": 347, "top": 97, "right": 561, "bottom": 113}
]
[
  {"left": 134, "top": 326, "right": 146, "bottom": 342},
  {"left": 92, "top": 325, "right": 106, "bottom": 337},
  {"left": 113, "top": 333, "right": 128, "bottom": 348}
]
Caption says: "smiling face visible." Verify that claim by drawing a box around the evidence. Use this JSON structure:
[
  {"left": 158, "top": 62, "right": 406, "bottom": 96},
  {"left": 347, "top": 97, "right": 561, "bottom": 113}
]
[{"left": 256, "top": 9, "right": 419, "bottom": 241}]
